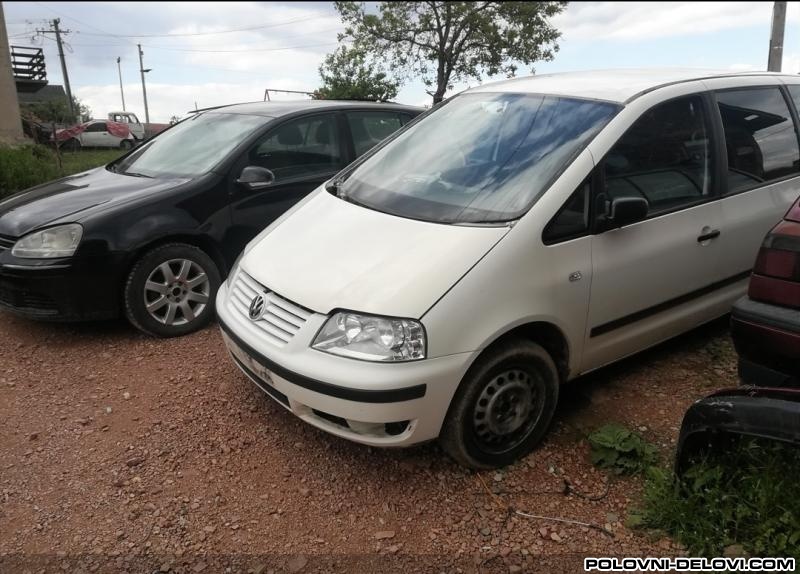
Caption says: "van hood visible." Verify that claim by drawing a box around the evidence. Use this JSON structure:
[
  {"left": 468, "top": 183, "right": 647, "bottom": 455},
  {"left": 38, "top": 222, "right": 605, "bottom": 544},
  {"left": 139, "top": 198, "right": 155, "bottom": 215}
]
[
  {"left": 0, "top": 167, "right": 189, "bottom": 238},
  {"left": 241, "top": 190, "right": 509, "bottom": 318}
]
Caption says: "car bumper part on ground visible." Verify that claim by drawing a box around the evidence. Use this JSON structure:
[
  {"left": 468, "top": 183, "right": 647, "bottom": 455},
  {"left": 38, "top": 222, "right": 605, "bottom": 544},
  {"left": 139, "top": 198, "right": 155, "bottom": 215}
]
[
  {"left": 730, "top": 296, "right": 800, "bottom": 387},
  {"left": 675, "top": 386, "right": 800, "bottom": 473},
  {"left": 216, "top": 281, "right": 474, "bottom": 447},
  {"left": 0, "top": 254, "right": 124, "bottom": 321}
]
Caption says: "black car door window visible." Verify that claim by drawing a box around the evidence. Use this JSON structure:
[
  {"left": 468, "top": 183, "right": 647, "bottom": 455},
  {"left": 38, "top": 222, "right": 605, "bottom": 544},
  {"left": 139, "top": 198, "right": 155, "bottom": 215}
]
[
  {"left": 346, "top": 111, "right": 403, "bottom": 157},
  {"left": 250, "top": 114, "right": 343, "bottom": 182}
]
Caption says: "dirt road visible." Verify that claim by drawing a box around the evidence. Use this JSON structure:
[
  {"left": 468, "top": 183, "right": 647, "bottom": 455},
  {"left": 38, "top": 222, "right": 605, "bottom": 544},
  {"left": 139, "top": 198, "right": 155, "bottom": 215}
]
[{"left": 0, "top": 313, "right": 737, "bottom": 573}]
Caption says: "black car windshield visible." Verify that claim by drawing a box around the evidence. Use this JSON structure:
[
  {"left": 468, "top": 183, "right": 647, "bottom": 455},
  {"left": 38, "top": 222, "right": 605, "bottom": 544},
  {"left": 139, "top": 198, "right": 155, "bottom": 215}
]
[
  {"left": 113, "top": 112, "right": 270, "bottom": 178},
  {"left": 339, "top": 92, "right": 620, "bottom": 223}
]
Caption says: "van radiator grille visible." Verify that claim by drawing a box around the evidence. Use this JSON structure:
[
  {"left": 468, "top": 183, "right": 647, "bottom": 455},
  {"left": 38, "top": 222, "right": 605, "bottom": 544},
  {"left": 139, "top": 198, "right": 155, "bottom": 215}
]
[{"left": 230, "top": 271, "right": 311, "bottom": 347}]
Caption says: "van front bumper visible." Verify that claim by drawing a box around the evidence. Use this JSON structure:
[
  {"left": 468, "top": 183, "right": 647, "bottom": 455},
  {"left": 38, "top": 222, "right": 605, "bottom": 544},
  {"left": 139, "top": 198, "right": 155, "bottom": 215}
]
[{"left": 216, "top": 282, "right": 475, "bottom": 447}]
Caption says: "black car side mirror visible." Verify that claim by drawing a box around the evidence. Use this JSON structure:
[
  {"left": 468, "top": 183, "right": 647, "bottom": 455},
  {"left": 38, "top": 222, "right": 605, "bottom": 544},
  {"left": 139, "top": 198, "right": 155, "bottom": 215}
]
[
  {"left": 237, "top": 166, "right": 275, "bottom": 190},
  {"left": 605, "top": 196, "right": 649, "bottom": 229}
]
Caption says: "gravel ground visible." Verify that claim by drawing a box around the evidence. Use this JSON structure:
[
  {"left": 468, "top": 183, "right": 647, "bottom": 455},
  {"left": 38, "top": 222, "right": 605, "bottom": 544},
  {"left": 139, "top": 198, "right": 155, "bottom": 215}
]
[{"left": 0, "top": 312, "right": 738, "bottom": 573}]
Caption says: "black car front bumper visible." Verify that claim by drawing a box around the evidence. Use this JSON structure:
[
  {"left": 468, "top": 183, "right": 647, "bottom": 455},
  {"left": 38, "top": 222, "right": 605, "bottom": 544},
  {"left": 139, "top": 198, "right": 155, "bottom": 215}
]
[
  {"left": 675, "top": 387, "right": 800, "bottom": 473},
  {"left": 0, "top": 254, "right": 127, "bottom": 321}
]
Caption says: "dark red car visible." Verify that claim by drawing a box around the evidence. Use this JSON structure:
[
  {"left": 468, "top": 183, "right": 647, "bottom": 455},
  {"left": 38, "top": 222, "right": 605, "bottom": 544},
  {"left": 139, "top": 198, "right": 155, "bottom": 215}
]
[{"left": 731, "top": 196, "right": 800, "bottom": 387}]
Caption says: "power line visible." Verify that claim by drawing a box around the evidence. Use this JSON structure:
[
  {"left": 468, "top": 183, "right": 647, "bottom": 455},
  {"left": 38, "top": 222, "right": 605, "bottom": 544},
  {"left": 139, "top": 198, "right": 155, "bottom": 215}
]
[
  {"left": 33, "top": 1, "right": 138, "bottom": 46},
  {"left": 66, "top": 14, "right": 330, "bottom": 38},
  {"left": 133, "top": 41, "right": 338, "bottom": 54},
  {"left": 58, "top": 25, "right": 345, "bottom": 51},
  {"left": 49, "top": 40, "right": 339, "bottom": 54}
]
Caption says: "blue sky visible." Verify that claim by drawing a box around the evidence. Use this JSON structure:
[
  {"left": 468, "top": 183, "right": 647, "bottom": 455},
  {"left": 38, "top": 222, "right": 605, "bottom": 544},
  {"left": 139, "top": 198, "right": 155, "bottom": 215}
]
[{"left": 4, "top": 2, "right": 800, "bottom": 122}]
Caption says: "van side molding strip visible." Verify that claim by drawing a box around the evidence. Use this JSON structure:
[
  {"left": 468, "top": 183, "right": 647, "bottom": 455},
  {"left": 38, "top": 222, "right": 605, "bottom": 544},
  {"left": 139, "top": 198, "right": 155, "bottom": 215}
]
[{"left": 590, "top": 270, "right": 751, "bottom": 338}]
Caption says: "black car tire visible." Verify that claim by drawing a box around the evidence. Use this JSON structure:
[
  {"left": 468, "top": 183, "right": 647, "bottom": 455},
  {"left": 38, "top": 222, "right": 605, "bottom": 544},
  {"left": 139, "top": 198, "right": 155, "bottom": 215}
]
[
  {"left": 124, "top": 243, "right": 221, "bottom": 338},
  {"left": 120, "top": 139, "right": 134, "bottom": 150},
  {"left": 439, "top": 340, "right": 559, "bottom": 469}
]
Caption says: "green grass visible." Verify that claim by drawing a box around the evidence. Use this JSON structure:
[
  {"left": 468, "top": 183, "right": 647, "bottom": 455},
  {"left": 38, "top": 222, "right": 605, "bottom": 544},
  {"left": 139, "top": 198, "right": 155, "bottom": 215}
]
[
  {"left": 60, "top": 149, "right": 123, "bottom": 177},
  {"left": 0, "top": 145, "right": 122, "bottom": 199},
  {"left": 630, "top": 438, "right": 800, "bottom": 559}
]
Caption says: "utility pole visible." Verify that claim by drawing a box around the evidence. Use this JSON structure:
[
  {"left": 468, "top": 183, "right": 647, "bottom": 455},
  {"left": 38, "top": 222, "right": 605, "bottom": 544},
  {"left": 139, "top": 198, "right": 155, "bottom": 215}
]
[
  {"left": 37, "top": 19, "right": 74, "bottom": 119},
  {"left": 768, "top": 1, "right": 787, "bottom": 72},
  {"left": 137, "top": 44, "right": 151, "bottom": 126},
  {"left": 117, "top": 57, "right": 126, "bottom": 111}
]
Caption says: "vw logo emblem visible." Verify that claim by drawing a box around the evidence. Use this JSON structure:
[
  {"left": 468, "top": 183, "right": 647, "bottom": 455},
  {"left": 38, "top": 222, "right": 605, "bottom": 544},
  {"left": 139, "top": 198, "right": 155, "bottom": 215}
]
[{"left": 248, "top": 295, "right": 265, "bottom": 321}]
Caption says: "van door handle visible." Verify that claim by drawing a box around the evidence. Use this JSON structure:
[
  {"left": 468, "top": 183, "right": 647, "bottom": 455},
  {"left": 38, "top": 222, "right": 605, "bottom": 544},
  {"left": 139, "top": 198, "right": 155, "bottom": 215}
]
[{"left": 697, "top": 229, "right": 721, "bottom": 242}]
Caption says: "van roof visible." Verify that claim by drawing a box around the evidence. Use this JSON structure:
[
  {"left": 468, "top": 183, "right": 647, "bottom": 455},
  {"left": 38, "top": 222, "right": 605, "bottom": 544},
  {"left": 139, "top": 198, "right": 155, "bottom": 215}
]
[{"left": 468, "top": 68, "right": 795, "bottom": 104}]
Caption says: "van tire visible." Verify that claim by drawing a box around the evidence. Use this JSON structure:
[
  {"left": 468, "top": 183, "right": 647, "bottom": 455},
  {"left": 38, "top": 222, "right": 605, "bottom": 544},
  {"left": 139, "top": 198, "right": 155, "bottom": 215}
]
[
  {"left": 124, "top": 243, "right": 220, "bottom": 338},
  {"left": 439, "top": 340, "right": 559, "bottom": 469}
]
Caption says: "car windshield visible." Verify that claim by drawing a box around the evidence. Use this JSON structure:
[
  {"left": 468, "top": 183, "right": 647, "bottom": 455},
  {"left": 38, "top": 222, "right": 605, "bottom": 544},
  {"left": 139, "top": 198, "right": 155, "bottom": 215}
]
[
  {"left": 112, "top": 112, "right": 270, "bottom": 178},
  {"left": 339, "top": 92, "right": 620, "bottom": 224}
]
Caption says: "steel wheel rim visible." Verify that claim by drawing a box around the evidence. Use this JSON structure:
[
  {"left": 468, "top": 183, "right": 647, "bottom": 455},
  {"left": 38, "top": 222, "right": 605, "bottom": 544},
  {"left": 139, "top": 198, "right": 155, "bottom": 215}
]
[
  {"left": 471, "top": 368, "right": 545, "bottom": 455},
  {"left": 143, "top": 258, "right": 210, "bottom": 326}
]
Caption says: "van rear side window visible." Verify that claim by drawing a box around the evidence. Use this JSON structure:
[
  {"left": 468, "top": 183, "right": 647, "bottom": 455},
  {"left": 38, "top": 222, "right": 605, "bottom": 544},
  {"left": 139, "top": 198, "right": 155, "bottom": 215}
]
[{"left": 716, "top": 87, "right": 800, "bottom": 193}]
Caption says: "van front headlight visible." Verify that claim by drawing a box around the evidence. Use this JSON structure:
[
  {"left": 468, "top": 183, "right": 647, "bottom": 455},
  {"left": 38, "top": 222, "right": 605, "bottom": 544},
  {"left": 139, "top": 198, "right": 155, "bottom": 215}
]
[
  {"left": 312, "top": 312, "right": 426, "bottom": 362},
  {"left": 12, "top": 224, "right": 83, "bottom": 258}
]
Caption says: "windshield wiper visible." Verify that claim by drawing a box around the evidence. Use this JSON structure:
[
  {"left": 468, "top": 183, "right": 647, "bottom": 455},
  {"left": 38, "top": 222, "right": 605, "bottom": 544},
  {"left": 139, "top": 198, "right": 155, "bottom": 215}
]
[{"left": 324, "top": 179, "right": 341, "bottom": 196}]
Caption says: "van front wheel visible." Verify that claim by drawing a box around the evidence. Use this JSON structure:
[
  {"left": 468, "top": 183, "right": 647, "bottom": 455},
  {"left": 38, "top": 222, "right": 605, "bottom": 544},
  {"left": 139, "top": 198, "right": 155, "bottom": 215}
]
[{"left": 439, "top": 341, "right": 559, "bottom": 469}]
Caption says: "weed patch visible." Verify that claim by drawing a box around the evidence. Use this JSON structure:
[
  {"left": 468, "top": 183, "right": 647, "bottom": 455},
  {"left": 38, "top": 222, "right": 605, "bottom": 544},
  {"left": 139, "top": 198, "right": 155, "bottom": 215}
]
[
  {"left": 0, "top": 145, "right": 121, "bottom": 199},
  {"left": 631, "top": 438, "right": 800, "bottom": 559},
  {"left": 588, "top": 423, "right": 658, "bottom": 475}
]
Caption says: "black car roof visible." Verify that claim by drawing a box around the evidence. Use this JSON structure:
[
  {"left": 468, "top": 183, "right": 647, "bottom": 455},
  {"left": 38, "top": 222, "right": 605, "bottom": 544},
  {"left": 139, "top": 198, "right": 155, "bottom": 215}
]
[{"left": 202, "top": 100, "right": 423, "bottom": 118}]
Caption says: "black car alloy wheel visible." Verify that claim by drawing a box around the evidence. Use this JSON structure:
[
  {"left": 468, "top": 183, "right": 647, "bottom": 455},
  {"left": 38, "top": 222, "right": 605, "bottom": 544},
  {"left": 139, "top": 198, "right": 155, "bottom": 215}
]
[
  {"left": 144, "top": 258, "right": 210, "bottom": 326},
  {"left": 124, "top": 243, "right": 221, "bottom": 337}
]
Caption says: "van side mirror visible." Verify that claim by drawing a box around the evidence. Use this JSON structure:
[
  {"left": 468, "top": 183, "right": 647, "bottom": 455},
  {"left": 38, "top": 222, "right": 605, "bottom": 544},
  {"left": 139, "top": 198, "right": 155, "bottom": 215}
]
[
  {"left": 237, "top": 166, "right": 275, "bottom": 190},
  {"left": 605, "top": 196, "right": 649, "bottom": 229}
]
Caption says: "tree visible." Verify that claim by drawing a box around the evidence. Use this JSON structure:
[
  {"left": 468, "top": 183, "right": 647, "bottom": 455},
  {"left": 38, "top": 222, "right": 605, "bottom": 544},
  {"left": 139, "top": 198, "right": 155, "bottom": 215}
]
[
  {"left": 314, "top": 45, "right": 400, "bottom": 101},
  {"left": 72, "top": 96, "right": 91, "bottom": 123},
  {"left": 25, "top": 99, "right": 72, "bottom": 170},
  {"left": 335, "top": 1, "right": 568, "bottom": 104}
]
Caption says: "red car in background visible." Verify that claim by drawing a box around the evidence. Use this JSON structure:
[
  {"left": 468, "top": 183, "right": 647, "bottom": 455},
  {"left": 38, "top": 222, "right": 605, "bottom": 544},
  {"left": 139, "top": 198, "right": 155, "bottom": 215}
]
[
  {"left": 676, "top": 197, "right": 800, "bottom": 471},
  {"left": 731, "top": 195, "right": 800, "bottom": 387}
]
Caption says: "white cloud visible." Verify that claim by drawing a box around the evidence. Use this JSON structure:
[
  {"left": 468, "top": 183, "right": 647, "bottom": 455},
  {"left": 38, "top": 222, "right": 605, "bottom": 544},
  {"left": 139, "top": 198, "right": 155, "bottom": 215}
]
[{"left": 554, "top": 2, "right": 776, "bottom": 42}]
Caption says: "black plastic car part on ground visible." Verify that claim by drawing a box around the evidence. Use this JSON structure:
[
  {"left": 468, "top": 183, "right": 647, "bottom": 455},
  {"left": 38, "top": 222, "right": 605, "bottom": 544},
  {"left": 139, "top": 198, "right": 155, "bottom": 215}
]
[
  {"left": 0, "top": 100, "right": 421, "bottom": 336},
  {"left": 675, "top": 386, "right": 800, "bottom": 474}
]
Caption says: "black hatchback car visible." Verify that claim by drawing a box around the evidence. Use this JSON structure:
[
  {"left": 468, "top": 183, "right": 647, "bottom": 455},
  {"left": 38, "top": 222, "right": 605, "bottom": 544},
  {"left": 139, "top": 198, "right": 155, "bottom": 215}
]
[{"left": 0, "top": 100, "right": 421, "bottom": 336}]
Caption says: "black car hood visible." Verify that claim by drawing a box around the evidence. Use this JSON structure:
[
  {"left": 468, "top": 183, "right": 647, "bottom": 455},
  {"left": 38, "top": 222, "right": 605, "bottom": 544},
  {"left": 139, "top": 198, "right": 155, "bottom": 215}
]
[{"left": 0, "top": 167, "right": 189, "bottom": 237}]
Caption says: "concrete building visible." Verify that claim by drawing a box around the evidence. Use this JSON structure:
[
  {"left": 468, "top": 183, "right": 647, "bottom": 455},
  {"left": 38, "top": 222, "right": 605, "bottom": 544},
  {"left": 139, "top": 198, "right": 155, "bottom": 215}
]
[{"left": 0, "top": 2, "right": 25, "bottom": 143}]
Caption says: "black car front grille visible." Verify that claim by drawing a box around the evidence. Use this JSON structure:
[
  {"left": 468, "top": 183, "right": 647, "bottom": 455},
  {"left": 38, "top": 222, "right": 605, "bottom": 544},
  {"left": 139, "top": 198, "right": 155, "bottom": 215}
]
[{"left": 0, "top": 281, "right": 58, "bottom": 313}]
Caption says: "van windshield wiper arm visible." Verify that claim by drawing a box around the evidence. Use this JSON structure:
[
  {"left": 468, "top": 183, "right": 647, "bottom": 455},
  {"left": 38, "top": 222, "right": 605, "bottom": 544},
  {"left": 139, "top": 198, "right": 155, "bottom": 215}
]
[{"left": 121, "top": 171, "right": 153, "bottom": 178}]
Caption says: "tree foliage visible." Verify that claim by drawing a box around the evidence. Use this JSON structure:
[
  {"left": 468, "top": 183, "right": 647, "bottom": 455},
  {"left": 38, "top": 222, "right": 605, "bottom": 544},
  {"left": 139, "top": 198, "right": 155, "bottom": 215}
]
[
  {"left": 335, "top": 1, "right": 568, "bottom": 104},
  {"left": 23, "top": 96, "right": 90, "bottom": 125},
  {"left": 314, "top": 45, "right": 400, "bottom": 102}
]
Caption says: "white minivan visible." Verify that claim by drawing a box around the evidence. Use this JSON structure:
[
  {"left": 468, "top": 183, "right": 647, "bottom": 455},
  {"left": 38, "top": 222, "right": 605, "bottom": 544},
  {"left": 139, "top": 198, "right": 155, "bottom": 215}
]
[{"left": 217, "top": 69, "right": 800, "bottom": 468}]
